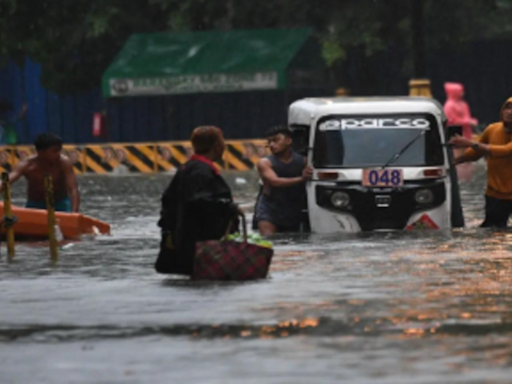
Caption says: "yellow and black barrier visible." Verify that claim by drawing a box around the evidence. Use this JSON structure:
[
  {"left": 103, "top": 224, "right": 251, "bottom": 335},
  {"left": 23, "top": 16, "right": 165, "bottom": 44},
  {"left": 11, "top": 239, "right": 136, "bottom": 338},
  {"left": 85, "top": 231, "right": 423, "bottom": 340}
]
[{"left": 0, "top": 140, "right": 269, "bottom": 174}]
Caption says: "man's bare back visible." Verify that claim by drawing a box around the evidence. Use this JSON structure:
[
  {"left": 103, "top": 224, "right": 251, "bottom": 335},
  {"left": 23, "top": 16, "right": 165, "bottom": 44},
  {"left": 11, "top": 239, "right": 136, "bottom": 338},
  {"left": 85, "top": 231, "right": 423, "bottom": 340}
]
[
  {"left": 0, "top": 133, "right": 80, "bottom": 212},
  {"left": 21, "top": 154, "right": 70, "bottom": 202}
]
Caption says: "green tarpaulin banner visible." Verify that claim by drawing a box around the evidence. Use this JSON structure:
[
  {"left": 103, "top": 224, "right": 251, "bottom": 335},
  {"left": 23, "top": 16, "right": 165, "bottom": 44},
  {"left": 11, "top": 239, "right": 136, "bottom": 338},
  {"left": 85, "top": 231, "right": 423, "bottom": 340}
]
[{"left": 102, "top": 28, "right": 315, "bottom": 98}]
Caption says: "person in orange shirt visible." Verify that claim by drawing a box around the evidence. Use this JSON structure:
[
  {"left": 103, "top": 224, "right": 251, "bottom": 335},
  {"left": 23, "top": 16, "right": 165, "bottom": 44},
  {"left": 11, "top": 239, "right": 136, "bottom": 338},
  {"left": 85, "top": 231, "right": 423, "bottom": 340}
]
[{"left": 450, "top": 97, "right": 512, "bottom": 227}]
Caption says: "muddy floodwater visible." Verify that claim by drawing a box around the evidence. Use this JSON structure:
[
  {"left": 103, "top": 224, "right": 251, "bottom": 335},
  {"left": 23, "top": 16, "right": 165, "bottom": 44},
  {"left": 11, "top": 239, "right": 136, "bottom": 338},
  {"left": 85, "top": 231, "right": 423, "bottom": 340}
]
[{"left": 2, "top": 162, "right": 512, "bottom": 384}]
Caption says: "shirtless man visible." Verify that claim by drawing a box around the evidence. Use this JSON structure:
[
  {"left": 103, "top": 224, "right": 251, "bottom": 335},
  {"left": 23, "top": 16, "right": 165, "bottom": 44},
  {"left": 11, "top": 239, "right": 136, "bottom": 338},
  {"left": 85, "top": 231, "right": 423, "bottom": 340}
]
[{"left": 1, "top": 132, "right": 80, "bottom": 212}]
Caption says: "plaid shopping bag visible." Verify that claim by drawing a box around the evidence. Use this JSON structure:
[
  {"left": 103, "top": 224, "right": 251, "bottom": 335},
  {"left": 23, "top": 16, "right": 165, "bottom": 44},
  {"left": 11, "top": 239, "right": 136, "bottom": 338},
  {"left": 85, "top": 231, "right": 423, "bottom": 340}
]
[{"left": 191, "top": 214, "right": 274, "bottom": 281}]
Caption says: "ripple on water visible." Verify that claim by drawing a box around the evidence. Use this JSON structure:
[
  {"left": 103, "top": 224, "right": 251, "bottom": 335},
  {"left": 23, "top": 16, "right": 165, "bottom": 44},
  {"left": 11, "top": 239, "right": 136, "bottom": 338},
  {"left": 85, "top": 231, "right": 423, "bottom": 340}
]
[{"left": 2, "top": 166, "right": 512, "bottom": 382}]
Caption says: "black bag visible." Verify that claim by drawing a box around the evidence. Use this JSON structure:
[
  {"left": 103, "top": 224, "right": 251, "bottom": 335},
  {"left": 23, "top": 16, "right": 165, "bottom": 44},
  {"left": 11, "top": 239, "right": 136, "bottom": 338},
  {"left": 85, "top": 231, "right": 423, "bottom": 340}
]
[{"left": 154, "top": 232, "right": 194, "bottom": 275}]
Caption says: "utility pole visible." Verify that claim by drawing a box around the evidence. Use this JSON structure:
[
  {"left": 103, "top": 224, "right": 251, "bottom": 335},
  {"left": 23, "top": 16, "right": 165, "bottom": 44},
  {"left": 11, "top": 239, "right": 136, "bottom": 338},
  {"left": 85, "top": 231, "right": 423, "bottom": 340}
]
[
  {"left": 412, "top": 0, "right": 426, "bottom": 78},
  {"left": 409, "top": 0, "right": 432, "bottom": 97}
]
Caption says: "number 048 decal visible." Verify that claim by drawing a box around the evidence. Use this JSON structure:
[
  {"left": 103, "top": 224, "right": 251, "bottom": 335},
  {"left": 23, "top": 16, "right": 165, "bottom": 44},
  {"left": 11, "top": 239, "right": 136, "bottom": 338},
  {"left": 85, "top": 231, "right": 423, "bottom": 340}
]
[{"left": 362, "top": 169, "right": 404, "bottom": 187}]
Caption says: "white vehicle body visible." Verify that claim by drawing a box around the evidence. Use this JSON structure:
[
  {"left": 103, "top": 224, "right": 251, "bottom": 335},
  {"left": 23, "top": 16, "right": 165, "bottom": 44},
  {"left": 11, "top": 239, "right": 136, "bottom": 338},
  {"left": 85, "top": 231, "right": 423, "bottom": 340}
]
[{"left": 288, "top": 97, "right": 463, "bottom": 233}]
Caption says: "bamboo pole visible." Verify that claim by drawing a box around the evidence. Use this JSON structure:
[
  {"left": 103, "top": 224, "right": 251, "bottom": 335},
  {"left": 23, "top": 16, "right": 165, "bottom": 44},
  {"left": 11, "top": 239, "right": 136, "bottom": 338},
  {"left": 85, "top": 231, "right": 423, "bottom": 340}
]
[
  {"left": 1, "top": 172, "right": 15, "bottom": 259},
  {"left": 44, "top": 174, "right": 58, "bottom": 261}
]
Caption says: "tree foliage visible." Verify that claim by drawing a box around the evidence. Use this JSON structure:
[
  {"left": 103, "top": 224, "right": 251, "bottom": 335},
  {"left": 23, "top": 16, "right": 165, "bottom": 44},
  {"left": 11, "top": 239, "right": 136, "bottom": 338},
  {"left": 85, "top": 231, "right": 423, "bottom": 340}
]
[
  {"left": 1, "top": 0, "right": 512, "bottom": 93},
  {"left": 0, "top": 0, "right": 169, "bottom": 92}
]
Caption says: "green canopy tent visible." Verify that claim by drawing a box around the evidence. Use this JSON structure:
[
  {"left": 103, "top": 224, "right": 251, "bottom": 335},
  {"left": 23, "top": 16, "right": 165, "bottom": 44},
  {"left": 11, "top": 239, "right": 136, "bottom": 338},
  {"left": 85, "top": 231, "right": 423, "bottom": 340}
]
[{"left": 101, "top": 28, "right": 329, "bottom": 141}]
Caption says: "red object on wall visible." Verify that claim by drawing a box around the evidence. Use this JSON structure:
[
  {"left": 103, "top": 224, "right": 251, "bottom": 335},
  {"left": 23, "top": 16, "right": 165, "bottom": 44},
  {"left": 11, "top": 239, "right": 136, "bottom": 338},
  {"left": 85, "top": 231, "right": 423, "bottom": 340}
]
[{"left": 93, "top": 113, "right": 104, "bottom": 137}]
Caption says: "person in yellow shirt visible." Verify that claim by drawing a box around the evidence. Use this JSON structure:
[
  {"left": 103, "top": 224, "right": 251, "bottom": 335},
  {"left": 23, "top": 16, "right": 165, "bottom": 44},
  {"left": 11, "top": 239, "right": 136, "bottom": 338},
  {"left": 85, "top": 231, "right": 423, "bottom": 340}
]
[{"left": 450, "top": 97, "right": 512, "bottom": 227}]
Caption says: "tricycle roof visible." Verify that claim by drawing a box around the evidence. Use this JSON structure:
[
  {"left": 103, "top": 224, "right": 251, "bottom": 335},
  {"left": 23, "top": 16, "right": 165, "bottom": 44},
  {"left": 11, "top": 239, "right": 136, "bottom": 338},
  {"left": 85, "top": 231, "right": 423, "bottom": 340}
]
[{"left": 289, "top": 97, "right": 446, "bottom": 126}]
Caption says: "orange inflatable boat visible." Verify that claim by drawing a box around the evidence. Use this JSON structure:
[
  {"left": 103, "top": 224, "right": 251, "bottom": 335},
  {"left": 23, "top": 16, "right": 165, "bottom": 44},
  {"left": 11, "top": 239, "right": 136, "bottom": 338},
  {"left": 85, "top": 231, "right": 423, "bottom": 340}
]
[{"left": 0, "top": 203, "right": 110, "bottom": 240}]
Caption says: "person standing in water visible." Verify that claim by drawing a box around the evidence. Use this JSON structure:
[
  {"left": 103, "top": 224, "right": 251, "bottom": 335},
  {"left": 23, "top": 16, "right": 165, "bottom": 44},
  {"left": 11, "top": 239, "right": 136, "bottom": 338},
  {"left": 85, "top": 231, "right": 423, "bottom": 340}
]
[
  {"left": 444, "top": 82, "right": 479, "bottom": 182},
  {"left": 255, "top": 126, "right": 312, "bottom": 235},
  {"left": 444, "top": 82, "right": 478, "bottom": 140},
  {"left": 451, "top": 97, "right": 512, "bottom": 227},
  {"left": 156, "top": 126, "right": 241, "bottom": 275},
  {"left": 0, "top": 132, "right": 80, "bottom": 212}
]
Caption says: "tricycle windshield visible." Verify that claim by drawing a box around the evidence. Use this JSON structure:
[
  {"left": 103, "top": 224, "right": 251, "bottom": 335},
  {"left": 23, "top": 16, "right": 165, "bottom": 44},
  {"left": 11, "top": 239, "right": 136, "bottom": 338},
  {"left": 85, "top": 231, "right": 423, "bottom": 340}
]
[{"left": 313, "top": 114, "right": 444, "bottom": 168}]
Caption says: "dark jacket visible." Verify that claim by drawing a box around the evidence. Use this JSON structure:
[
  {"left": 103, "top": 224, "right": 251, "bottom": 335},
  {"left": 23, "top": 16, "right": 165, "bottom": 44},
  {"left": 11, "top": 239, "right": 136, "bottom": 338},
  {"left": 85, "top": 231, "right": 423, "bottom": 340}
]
[{"left": 155, "top": 156, "right": 238, "bottom": 275}]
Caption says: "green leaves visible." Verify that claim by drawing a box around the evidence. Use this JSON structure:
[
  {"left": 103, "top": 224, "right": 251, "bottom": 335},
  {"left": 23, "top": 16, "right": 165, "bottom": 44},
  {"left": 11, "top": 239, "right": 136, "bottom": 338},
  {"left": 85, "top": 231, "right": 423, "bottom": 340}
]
[
  {"left": 1, "top": 0, "right": 512, "bottom": 93},
  {"left": 85, "top": 6, "right": 120, "bottom": 38},
  {"left": 0, "top": 0, "right": 170, "bottom": 92},
  {"left": 322, "top": 38, "right": 346, "bottom": 67},
  {"left": 222, "top": 232, "right": 274, "bottom": 248}
]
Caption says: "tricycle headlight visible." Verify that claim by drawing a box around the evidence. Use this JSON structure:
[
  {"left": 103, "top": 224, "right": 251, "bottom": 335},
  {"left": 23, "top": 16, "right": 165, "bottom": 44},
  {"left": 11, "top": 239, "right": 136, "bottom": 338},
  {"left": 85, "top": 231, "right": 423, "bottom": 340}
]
[
  {"left": 331, "top": 191, "right": 350, "bottom": 208},
  {"left": 415, "top": 189, "right": 434, "bottom": 205}
]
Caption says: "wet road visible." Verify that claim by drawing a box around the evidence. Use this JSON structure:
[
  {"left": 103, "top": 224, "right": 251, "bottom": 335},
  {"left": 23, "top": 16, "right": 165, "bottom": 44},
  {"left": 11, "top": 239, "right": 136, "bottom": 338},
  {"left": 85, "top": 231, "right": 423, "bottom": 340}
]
[{"left": 2, "top": 162, "right": 512, "bottom": 383}]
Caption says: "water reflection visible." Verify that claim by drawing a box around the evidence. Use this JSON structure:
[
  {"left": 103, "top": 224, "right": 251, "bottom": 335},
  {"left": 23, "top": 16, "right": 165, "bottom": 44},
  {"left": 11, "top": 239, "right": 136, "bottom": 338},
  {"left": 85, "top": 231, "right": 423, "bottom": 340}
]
[
  {"left": 2, "top": 165, "right": 512, "bottom": 382},
  {"left": 456, "top": 162, "right": 475, "bottom": 183}
]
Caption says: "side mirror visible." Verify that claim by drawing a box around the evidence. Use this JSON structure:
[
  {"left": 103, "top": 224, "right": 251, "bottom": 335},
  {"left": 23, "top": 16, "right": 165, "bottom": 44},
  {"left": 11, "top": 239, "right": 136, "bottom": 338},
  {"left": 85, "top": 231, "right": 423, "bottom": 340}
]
[
  {"left": 445, "top": 125, "right": 462, "bottom": 141},
  {"left": 290, "top": 125, "right": 310, "bottom": 156}
]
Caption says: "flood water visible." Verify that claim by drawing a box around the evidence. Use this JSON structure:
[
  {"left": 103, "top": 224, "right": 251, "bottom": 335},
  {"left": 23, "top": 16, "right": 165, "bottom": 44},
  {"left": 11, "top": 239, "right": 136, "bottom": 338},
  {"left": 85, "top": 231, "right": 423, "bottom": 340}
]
[{"left": 2, "top": 162, "right": 512, "bottom": 384}]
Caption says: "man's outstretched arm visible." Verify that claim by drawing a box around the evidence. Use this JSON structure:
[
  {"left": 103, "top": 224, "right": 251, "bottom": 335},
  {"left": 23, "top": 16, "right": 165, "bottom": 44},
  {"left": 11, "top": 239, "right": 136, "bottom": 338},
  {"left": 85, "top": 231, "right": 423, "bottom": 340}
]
[
  {"left": 450, "top": 133, "right": 512, "bottom": 161},
  {"left": 0, "top": 160, "right": 27, "bottom": 191},
  {"left": 257, "top": 158, "right": 312, "bottom": 188}
]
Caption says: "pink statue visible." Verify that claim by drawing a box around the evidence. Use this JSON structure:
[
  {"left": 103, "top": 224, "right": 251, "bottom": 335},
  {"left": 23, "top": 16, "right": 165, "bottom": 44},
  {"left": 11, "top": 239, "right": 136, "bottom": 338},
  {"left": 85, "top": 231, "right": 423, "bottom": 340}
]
[{"left": 443, "top": 82, "right": 478, "bottom": 139}]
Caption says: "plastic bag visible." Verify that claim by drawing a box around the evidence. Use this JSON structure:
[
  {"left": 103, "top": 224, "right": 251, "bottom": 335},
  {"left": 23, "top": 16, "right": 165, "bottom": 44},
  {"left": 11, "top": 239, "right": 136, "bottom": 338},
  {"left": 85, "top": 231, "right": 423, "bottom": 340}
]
[{"left": 223, "top": 232, "right": 273, "bottom": 249}]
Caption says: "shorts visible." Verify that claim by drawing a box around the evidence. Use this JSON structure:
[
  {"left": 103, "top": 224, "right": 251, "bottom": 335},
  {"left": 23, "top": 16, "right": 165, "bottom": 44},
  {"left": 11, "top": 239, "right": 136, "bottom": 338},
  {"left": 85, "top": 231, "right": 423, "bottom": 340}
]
[
  {"left": 481, "top": 195, "right": 512, "bottom": 228},
  {"left": 26, "top": 197, "right": 72, "bottom": 213},
  {"left": 256, "top": 200, "right": 301, "bottom": 233}
]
